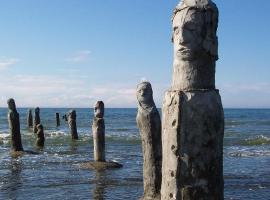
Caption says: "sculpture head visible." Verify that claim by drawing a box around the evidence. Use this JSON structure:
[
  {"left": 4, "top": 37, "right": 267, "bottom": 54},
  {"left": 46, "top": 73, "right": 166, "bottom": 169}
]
[
  {"left": 172, "top": 0, "right": 218, "bottom": 62},
  {"left": 7, "top": 98, "right": 16, "bottom": 111},
  {"left": 35, "top": 107, "right": 40, "bottom": 114},
  {"left": 37, "top": 124, "right": 43, "bottom": 131},
  {"left": 94, "top": 101, "right": 104, "bottom": 118},
  {"left": 136, "top": 82, "right": 155, "bottom": 111},
  {"left": 68, "top": 109, "right": 76, "bottom": 119}
]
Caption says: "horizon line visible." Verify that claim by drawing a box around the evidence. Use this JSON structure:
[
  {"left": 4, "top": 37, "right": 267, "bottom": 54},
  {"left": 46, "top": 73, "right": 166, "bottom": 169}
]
[{"left": 0, "top": 107, "right": 270, "bottom": 109}]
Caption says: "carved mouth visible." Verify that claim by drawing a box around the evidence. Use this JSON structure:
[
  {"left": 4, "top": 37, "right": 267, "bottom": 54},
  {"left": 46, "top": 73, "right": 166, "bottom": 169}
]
[
  {"left": 177, "top": 48, "right": 191, "bottom": 57},
  {"left": 178, "top": 48, "right": 189, "bottom": 53}
]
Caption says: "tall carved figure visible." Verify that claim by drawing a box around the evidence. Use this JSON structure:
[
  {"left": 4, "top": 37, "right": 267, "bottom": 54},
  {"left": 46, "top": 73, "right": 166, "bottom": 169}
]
[
  {"left": 33, "top": 107, "right": 40, "bottom": 133},
  {"left": 56, "top": 112, "right": 60, "bottom": 127},
  {"left": 136, "top": 82, "right": 162, "bottom": 200},
  {"left": 68, "top": 109, "right": 78, "bottom": 140},
  {"left": 36, "top": 124, "right": 45, "bottom": 148},
  {"left": 27, "top": 109, "right": 33, "bottom": 128},
  {"left": 7, "top": 98, "right": 24, "bottom": 151},
  {"left": 79, "top": 101, "right": 122, "bottom": 170},
  {"left": 161, "top": 1, "right": 224, "bottom": 200},
  {"left": 92, "top": 101, "right": 105, "bottom": 162}
]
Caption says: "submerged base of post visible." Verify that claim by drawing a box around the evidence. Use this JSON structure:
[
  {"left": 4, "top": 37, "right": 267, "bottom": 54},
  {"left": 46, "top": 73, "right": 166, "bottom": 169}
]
[
  {"left": 10, "top": 150, "right": 39, "bottom": 158},
  {"left": 161, "top": 89, "right": 224, "bottom": 200},
  {"left": 79, "top": 161, "right": 122, "bottom": 170},
  {"left": 140, "top": 194, "right": 161, "bottom": 200}
]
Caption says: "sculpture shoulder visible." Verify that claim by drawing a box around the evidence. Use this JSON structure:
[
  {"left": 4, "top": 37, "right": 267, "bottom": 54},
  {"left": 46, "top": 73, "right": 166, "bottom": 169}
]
[
  {"left": 94, "top": 117, "right": 104, "bottom": 122},
  {"left": 150, "top": 107, "right": 160, "bottom": 117},
  {"left": 8, "top": 111, "right": 19, "bottom": 119},
  {"left": 137, "top": 109, "right": 150, "bottom": 119},
  {"left": 136, "top": 110, "right": 151, "bottom": 128},
  {"left": 93, "top": 117, "right": 104, "bottom": 126}
]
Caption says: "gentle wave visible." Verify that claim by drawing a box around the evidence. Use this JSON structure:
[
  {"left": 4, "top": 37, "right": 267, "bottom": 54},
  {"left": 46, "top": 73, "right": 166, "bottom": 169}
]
[
  {"left": 0, "top": 133, "right": 9, "bottom": 139},
  {"left": 226, "top": 145, "right": 270, "bottom": 157},
  {"left": 2, "top": 132, "right": 270, "bottom": 146},
  {"left": 241, "top": 135, "right": 270, "bottom": 146},
  {"left": 109, "top": 128, "right": 132, "bottom": 132},
  {"left": 225, "top": 120, "right": 248, "bottom": 126},
  {"left": 0, "top": 131, "right": 141, "bottom": 143},
  {"left": 45, "top": 131, "right": 67, "bottom": 137},
  {"left": 228, "top": 150, "right": 270, "bottom": 157},
  {"left": 106, "top": 134, "right": 141, "bottom": 143},
  {"left": 0, "top": 134, "right": 10, "bottom": 145}
]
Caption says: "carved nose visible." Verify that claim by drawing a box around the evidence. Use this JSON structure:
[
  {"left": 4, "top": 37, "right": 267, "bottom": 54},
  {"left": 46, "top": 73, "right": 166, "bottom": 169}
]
[{"left": 179, "top": 34, "right": 185, "bottom": 45}]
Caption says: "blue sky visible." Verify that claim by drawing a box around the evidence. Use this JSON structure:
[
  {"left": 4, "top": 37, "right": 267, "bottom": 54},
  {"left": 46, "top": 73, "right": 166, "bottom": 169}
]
[{"left": 0, "top": 0, "right": 269, "bottom": 108}]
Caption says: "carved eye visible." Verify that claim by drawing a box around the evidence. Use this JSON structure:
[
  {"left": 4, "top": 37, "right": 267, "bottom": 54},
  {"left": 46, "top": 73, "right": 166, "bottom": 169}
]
[
  {"left": 184, "top": 22, "right": 197, "bottom": 31},
  {"left": 171, "top": 35, "right": 174, "bottom": 43},
  {"left": 173, "top": 27, "right": 179, "bottom": 35}
]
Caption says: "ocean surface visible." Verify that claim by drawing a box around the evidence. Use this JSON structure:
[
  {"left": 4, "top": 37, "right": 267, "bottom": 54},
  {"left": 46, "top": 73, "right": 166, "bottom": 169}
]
[{"left": 0, "top": 108, "right": 270, "bottom": 200}]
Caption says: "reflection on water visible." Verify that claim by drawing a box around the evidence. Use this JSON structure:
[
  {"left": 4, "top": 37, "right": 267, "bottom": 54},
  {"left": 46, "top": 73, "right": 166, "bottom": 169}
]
[
  {"left": 4, "top": 159, "right": 23, "bottom": 200},
  {"left": 93, "top": 170, "right": 106, "bottom": 200},
  {"left": 69, "top": 140, "right": 79, "bottom": 152}
]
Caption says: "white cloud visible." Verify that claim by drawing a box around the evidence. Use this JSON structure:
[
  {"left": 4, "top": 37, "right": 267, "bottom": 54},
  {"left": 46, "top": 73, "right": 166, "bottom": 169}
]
[
  {"left": 0, "top": 74, "right": 142, "bottom": 108},
  {"left": 90, "top": 85, "right": 137, "bottom": 108},
  {"left": 66, "top": 50, "right": 91, "bottom": 62},
  {"left": 91, "top": 82, "right": 169, "bottom": 108},
  {"left": 0, "top": 69, "right": 169, "bottom": 108},
  {"left": 0, "top": 58, "right": 19, "bottom": 70},
  {"left": 4, "top": 73, "right": 269, "bottom": 108},
  {"left": 0, "top": 74, "right": 87, "bottom": 107}
]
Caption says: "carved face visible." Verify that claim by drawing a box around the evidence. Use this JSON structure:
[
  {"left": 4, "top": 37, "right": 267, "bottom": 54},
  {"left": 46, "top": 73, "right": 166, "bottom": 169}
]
[
  {"left": 35, "top": 107, "right": 40, "bottom": 114},
  {"left": 94, "top": 101, "right": 104, "bottom": 118},
  {"left": 172, "top": 8, "right": 205, "bottom": 61},
  {"left": 37, "top": 124, "right": 43, "bottom": 130},
  {"left": 68, "top": 110, "right": 76, "bottom": 119},
  {"left": 136, "top": 82, "right": 153, "bottom": 106},
  {"left": 7, "top": 98, "right": 16, "bottom": 111}
]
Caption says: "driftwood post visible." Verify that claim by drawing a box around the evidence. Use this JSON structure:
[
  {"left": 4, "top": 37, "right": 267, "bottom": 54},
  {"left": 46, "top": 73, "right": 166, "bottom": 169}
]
[
  {"left": 62, "top": 114, "right": 68, "bottom": 122},
  {"left": 68, "top": 110, "right": 78, "bottom": 140},
  {"left": 7, "top": 98, "right": 24, "bottom": 151},
  {"left": 161, "top": 1, "right": 224, "bottom": 200},
  {"left": 56, "top": 112, "right": 60, "bottom": 127},
  {"left": 33, "top": 107, "right": 40, "bottom": 133},
  {"left": 136, "top": 82, "right": 162, "bottom": 200},
  {"left": 27, "top": 109, "right": 33, "bottom": 128},
  {"left": 79, "top": 101, "right": 122, "bottom": 170},
  {"left": 92, "top": 101, "right": 105, "bottom": 162},
  {"left": 36, "top": 124, "right": 45, "bottom": 148}
]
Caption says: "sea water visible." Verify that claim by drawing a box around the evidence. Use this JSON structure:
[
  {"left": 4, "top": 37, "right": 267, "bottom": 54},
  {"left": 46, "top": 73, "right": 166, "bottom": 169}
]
[{"left": 0, "top": 108, "right": 269, "bottom": 199}]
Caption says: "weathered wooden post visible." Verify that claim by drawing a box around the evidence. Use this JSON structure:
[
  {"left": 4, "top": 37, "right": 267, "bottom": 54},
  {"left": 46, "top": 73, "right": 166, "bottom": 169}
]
[
  {"left": 92, "top": 101, "right": 105, "bottom": 162},
  {"left": 136, "top": 82, "right": 162, "bottom": 200},
  {"left": 36, "top": 124, "right": 45, "bottom": 148},
  {"left": 63, "top": 114, "right": 68, "bottom": 122},
  {"left": 7, "top": 98, "right": 24, "bottom": 152},
  {"left": 161, "top": 1, "right": 224, "bottom": 200},
  {"left": 68, "top": 109, "right": 78, "bottom": 140},
  {"left": 33, "top": 107, "right": 40, "bottom": 133},
  {"left": 56, "top": 112, "right": 60, "bottom": 127},
  {"left": 79, "top": 101, "right": 122, "bottom": 170},
  {"left": 27, "top": 109, "right": 33, "bottom": 128}
]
